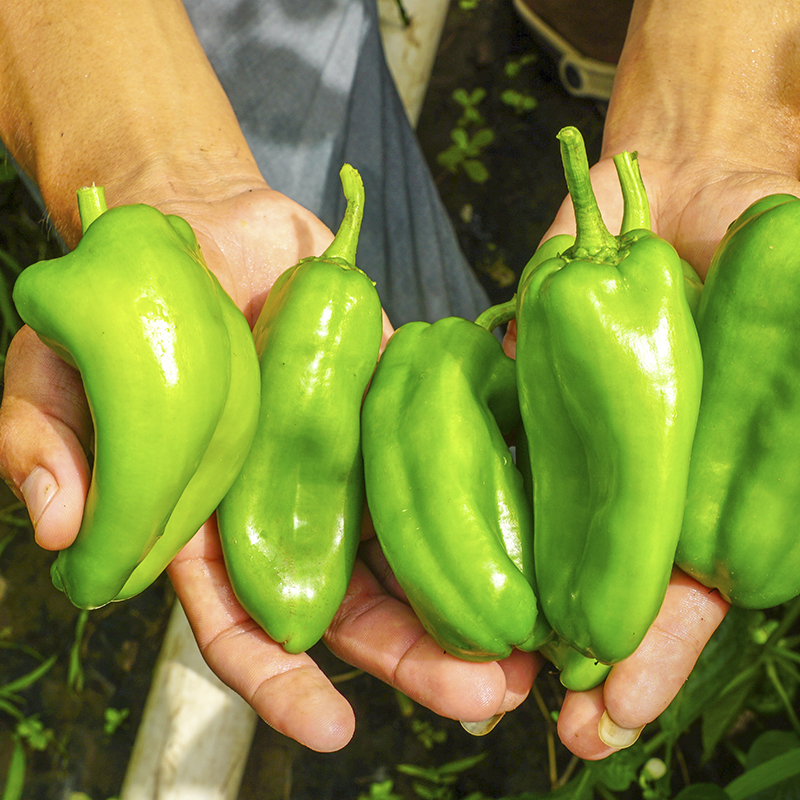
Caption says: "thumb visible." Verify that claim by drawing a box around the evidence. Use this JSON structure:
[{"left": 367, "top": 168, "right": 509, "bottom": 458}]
[{"left": 0, "top": 325, "right": 91, "bottom": 549}]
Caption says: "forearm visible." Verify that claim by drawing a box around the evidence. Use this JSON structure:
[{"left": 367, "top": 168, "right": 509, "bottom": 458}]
[
  {"left": 0, "top": 0, "right": 262, "bottom": 247},
  {"left": 604, "top": 0, "right": 800, "bottom": 172}
]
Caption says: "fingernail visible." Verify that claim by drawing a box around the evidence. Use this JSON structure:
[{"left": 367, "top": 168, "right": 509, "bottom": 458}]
[
  {"left": 20, "top": 466, "right": 58, "bottom": 529},
  {"left": 598, "top": 710, "right": 644, "bottom": 749},
  {"left": 460, "top": 712, "right": 505, "bottom": 736}
]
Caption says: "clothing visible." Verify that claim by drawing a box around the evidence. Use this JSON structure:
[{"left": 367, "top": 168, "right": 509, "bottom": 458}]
[{"left": 185, "top": 0, "right": 490, "bottom": 325}]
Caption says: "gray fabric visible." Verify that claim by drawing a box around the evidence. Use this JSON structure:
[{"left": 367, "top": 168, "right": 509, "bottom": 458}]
[{"left": 184, "top": 0, "right": 490, "bottom": 324}]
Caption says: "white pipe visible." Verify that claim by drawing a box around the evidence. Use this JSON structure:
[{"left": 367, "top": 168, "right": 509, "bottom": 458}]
[
  {"left": 377, "top": 0, "right": 450, "bottom": 127},
  {"left": 119, "top": 602, "right": 257, "bottom": 800}
]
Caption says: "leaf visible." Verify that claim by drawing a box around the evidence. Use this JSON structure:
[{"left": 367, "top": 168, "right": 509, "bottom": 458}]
[
  {"left": 471, "top": 128, "right": 495, "bottom": 149},
  {"left": 673, "top": 784, "right": 730, "bottom": 800},
  {"left": 450, "top": 128, "right": 469, "bottom": 148},
  {"left": 436, "top": 147, "right": 464, "bottom": 173},
  {"left": 0, "top": 653, "right": 57, "bottom": 697},
  {"left": 731, "top": 731, "right": 800, "bottom": 800},
  {"left": 462, "top": 160, "right": 489, "bottom": 184},
  {"left": 659, "top": 606, "right": 758, "bottom": 744},
  {"left": 700, "top": 665, "right": 761, "bottom": 761},
  {"left": 1, "top": 737, "right": 25, "bottom": 800},
  {"left": 727, "top": 747, "right": 800, "bottom": 800},
  {"left": 587, "top": 742, "right": 648, "bottom": 793}
]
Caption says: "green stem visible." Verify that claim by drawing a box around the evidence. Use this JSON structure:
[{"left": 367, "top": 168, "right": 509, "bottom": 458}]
[
  {"left": 76, "top": 185, "right": 108, "bottom": 234},
  {"left": 323, "top": 164, "right": 364, "bottom": 265},
  {"left": 557, "top": 127, "right": 618, "bottom": 262},
  {"left": 394, "top": 0, "right": 411, "bottom": 26},
  {"left": 613, "top": 150, "right": 651, "bottom": 233},
  {"left": 475, "top": 296, "right": 516, "bottom": 332},
  {"left": 1, "top": 736, "right": 26, "bottom": 800}
]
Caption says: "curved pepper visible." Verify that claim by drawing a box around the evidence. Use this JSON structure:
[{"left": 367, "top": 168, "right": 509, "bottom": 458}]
[
  {"left": 12, "top": 186, "right": 261, "bottom": 609},
  {"left": 676, "top": 193, "right": 800, "bottom": 608},
  {"left": 217, "top": 165, "right": 383, "bottom": 654},
  {"left": 362, "top": 312, "right": 544, "bottom": 662},
  {"left": 515, "top": 127, "right": 702, "bottom": 664}
]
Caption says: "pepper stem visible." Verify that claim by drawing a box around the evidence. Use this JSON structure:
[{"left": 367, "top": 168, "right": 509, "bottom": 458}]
[
  {"left": 557, "top": 127, "right": 618, "bottom": 262},
  {"left": 322, "top": 164, "right": 364, "bottom": 265},
  {"left": 77, "top": 185, "right": 108, "bottom": 234},
  {"left": 475, "top": 296, "right": 516, "bottom": 332},
  {"left": 613, "top": 151, "right": 651, "bottom": 233}
]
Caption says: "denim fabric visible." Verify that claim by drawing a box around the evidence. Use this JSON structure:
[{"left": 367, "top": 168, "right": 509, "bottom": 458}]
[{"left": 184, "top": 0, "right": 490, "bottom": 324}]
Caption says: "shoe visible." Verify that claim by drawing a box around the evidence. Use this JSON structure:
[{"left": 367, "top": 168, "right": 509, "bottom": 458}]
[{"left": 512, "top": 0, "right": 633, "bottom": 101}]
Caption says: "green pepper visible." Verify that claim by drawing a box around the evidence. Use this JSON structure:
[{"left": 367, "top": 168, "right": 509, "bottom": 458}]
[
  {"left": 515, "top": 127, "right": 702, "bottom": 664},
  {"left": 217, "top": 165, "right": 383, "bottom": 655},
  {"left": 676, "top": 193, "right": 800, "bottom": 608},
  {"left": 539, "top": 635, "right": 612, "bottom": 692},
  {"left": 515, "top": 427, "right": 612, "bottom": 690},
  {"left": 12, "top": 186, "right": 261, "bottom": 609},
  {"left": 517, "top": 152, "right": 702, "bottom": 321},
  {"left": 361, "top": 309, "right": 545, "bottom": 662}
]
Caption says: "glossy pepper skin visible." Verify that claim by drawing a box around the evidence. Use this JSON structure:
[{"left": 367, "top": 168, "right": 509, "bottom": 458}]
[
  {"left": 515, "top": 426, "right": 610, "bottom": 690},
  {"left": 217, "top": 165, "right": 383, "bottom": 655},
  {"left": 515, "top": 127, "right": 702, "bottom": 664},
  {"left": 12, "top": 187, "right": 261, "bottom": 609},
  {"left": 362, "top": 314, "right": 544, "bottom": 662},
  {"left": 676, "top": 194, "right": 800, "bottom": 608}
]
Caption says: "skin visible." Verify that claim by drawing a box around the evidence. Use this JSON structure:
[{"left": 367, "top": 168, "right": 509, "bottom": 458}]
[{"left": 0, "top": 0, "right": 797, "bottom": 758}]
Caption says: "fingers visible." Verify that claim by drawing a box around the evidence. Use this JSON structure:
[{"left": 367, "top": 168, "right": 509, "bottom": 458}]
[
  {"left": 603, "top": 569, "right": 729, "bottom": 727},
  {"left": 0, "top": 326, "right": 91, "bottom": 549},
  {"left": 167, "top": 519, "right": 356, "bottom": 753},
  {"left": 557, "top": 569, "right": 729, "bottom": 760},
  {"left": 326, "top": 559, "right": 539, "bottom": 723}
]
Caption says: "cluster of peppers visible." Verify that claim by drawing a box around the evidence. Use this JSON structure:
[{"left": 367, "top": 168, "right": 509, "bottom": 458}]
[{"left": 12, "top": 126, "right": 800, "bottom": 692}]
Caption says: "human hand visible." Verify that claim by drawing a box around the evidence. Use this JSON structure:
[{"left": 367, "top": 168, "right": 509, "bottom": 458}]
[
  {"left": 501, "top": 116, "right": 800, "bottom": 757},
  {"left": 0, "top": 182, "right": 537, "bottom": 752}
]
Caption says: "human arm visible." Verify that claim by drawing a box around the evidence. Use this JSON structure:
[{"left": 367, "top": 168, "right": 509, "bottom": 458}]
[{"left": 513, "top": 0, "right": 800, "bottom": 759}]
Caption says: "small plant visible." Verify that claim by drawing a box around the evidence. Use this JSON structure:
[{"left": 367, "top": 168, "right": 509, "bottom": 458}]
[
  {"left": 504, "top": 53, "right": 538, "bottom": 79},
  {"left": 500, "top": 88, "right": 537, "bottom": 115},
  {"left": 357, "top": 779, "right": 404, "bottom": 800},
  {"left": 452, "top": 87, "right": 487, "bottom": 128},
  {"left": 410, "top": 718, "right": 447, "bottom": 751},
  {"left": 0, "top": 653, "right": 57, "bottom": 800},
  {"left": 396, "top": 754, "right": 487, "bottom": 800},
  {"left": 103, "top": 707, "right": 130, "bottom": 737},
  {"left": 437, "top": 128, "right": 495, "bottom": 184}
]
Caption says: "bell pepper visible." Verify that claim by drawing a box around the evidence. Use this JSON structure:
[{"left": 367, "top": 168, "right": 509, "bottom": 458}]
[
  {"left": 515, "top": 127, "right": 702, "bottom": 664},
  {"left": 12, "top": 186, "right": 261, "bottom": 609},
  {"left": 676, "top": 194, "right": 800, "bottom": 608},
  {"left": 361, "top": 309, "right": 546, "bottom": 662},
  {"left": 216, "top": 165, "right": 383, "bottom": 654}
]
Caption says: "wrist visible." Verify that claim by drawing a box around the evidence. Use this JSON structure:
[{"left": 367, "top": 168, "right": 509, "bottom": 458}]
[
  {"left": 41, "top": 136, "right": 266, "bottom": 250},
  {"left": 602, "top": 0, "right": 800, "bottom": 172}
]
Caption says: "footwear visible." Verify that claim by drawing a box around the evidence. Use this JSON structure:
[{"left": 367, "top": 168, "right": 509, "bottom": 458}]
[{"left": 512, "top": 0, "right": 633, "bottom": 101}]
